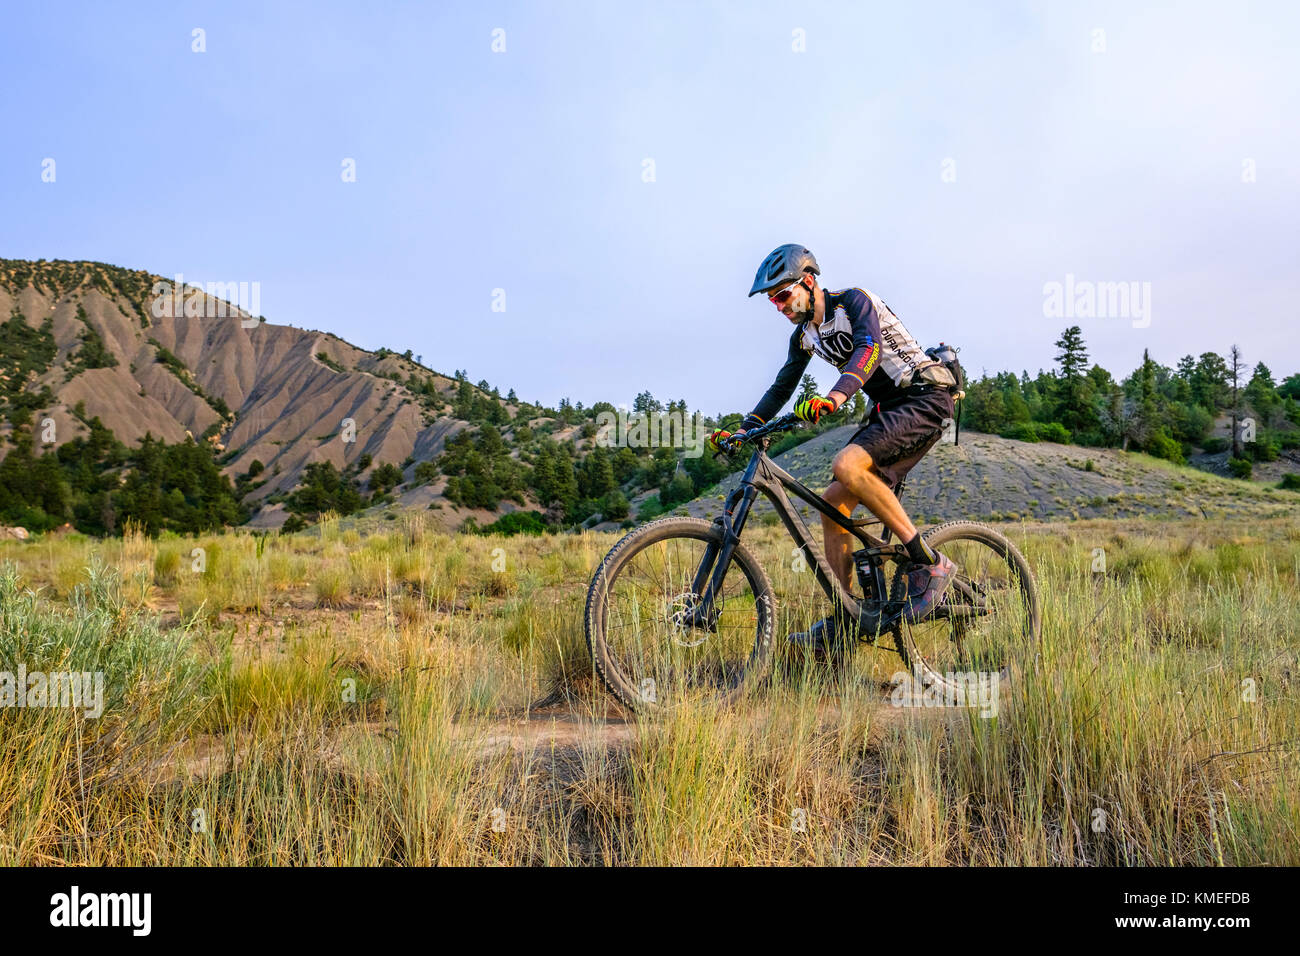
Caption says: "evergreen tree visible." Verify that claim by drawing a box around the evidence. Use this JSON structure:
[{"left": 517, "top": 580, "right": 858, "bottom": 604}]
[
  {"left": 1052, "top": 326, "right": 1095, "bottom": 436},
  {"left": 1245, "top": 362, "right": 1281, "bottom": 428},
  {"left": 1191, "top": 352, "right": 1230, "bottom": 410},
  {"left": 633, "top": 390, "right": 662, "bottom": 414},
  {"left": 1229, "top": 345, "right": 1245, "bottom": 457}
]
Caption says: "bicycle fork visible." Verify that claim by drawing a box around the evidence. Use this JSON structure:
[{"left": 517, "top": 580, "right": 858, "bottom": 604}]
[{"left": 683, "top": 482, "right": 758, "bottom": 630}]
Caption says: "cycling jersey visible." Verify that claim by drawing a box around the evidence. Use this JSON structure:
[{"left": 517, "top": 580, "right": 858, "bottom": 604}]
[{"left": 743, "top": 287, "right": 950, "bottom": 428}]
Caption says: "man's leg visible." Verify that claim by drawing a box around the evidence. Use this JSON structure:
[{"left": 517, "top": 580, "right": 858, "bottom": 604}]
[
  {"left": 832, "top": 441, "right": 956, "bottom": 626},
  {"left": 830, "top": 444, "right": 919, "bottom": 545},
  {"left": 788, "top": 479, "right": 862, "bottom": 654},
  {"left": 820, "top": 480, "right": 860, "bottom": 594}
]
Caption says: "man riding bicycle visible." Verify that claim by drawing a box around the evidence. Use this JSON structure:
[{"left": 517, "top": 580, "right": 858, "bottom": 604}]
[{"left": 708, "top": 243, "right": 960, "bottom": 653}]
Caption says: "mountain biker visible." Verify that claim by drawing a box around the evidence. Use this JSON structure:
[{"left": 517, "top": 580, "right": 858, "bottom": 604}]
[{"left": 707, "top": 243, "right": 960, "bottom": 654}]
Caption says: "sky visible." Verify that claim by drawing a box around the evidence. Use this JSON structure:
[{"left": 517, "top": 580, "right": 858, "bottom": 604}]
[{"left": 2, "top": 1, "right": 1297, "bottom": 414}]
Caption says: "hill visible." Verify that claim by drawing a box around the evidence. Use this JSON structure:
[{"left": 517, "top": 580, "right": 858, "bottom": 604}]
[
  {"left": 673, "top": 425, "right": 1298, "bottom": 527},
  {"left": 0, "top": 259, "right": 524, "bottom": 530},
  {"left": 1, "top": 258, "right": 1296, "bottom": 537}
]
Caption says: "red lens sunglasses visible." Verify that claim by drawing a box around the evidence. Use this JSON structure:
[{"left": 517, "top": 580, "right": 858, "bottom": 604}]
[{"left": 768, "top": 280, "right": 804, "bottom": 307}]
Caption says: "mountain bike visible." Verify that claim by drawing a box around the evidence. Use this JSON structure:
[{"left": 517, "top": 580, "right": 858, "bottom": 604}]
[{"left": 583, "top": 412, "right": 1041, "bottom": 713}]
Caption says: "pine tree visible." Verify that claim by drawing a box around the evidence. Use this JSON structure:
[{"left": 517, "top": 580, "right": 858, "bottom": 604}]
[
  {"left": 1244, "top": 362, "right": 1281, "bottom": 429},
  {"left": 1053, "top": 326, "right": 1094, "bottom": 436},
  {"left": 633, "top": 390, "right": 662, "bottom": 414},
  {"left": 1229, "top": 345, "right": 1245, "bottom": 457},
  {"left": 1191, "top": 353, "right": 1230, "bottom": 411}
]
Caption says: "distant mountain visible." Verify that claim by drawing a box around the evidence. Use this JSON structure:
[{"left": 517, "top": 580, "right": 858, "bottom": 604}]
[{"left": 0, "top": 259, "right": 517, "bottom": 529}]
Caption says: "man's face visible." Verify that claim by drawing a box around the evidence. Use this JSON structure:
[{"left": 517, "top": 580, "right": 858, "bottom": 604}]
[{"left": 769, "top": 276, "right": 812, "bottom": 323}]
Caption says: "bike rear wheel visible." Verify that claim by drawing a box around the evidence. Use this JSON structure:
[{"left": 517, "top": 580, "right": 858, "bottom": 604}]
[
  {"left": 584, "top": 517, "right": 776, "bottom": 714},
  {"left": 892, "top": 520, "right": 1041, "bottom": 697}
]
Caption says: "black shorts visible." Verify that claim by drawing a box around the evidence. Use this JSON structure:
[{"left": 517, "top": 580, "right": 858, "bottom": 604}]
[{"left": 847, "top": 387, "right": 955, "bottom": 491}]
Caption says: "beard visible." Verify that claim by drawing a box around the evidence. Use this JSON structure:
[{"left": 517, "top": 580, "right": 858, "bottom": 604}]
[{"left": 790, "top": 292, "right": 814, "bottom": 324}]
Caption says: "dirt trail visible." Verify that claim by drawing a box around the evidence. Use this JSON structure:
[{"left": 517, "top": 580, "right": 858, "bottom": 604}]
[
  {"left": 467, "top": 708, "right": 639, "bottom": 755},
  {"left": 143, "top": 687, "right": 956, "bottom": 783},
  {"left": 458, "top": 686, "right": 953, "bottom": 757}
]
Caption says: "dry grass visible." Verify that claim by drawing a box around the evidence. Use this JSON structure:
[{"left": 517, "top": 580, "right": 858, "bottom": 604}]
[{"left": 0, "top": 514, "right": 1296, "bottom": 865}]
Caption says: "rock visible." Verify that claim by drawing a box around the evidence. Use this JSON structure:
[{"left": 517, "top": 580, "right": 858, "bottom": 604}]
[{"left": 0, "top": 526, "right": 29, "bottom": 540}]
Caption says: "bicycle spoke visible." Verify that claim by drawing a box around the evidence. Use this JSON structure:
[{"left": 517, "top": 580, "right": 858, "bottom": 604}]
[
  {"left": 597, "top": 532, "right": 765, "bottom": 707},
  {"left": 898, "top": 527, "right": 1037, "bottom": 690}
]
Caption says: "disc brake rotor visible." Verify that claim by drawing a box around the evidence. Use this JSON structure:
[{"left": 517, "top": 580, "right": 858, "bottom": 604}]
[{"left": 667, "top": 591, "right": 718, "bottom": 647}]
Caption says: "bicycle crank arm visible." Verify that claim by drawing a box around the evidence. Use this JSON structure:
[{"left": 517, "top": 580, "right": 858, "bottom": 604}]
[
  {"left": 859, "top": 598, "right": 988, "bottom": 633},
  {"left": 855, "top": 601, "right": 905, "bottom": 636}
]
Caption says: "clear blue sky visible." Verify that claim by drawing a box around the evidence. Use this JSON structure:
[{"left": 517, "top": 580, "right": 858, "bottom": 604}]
[{"left": 3, "top": 1, "right": 1297, "bottom": 414}]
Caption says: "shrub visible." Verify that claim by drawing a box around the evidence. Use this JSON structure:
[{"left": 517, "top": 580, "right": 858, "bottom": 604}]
[
  {"left": 368, "top": 462, "right": 404, "bottom": 493},
  {"left": 1146, "top": 429, "right": 1185, "bottom": 464},
  {"left": 0, "top": 562, "right": 208, "bottom": 826},
  {"left": 1248, "top": 440, "right": 1279, "bottom": 463},
  {"left": 1228, "top": 457, "right": 1252, "bottom": 480},
  {"left": 601, "top": 490, "right": 630, "bottom": 521},
  {"left": 1035, "top": 421, "right": 1072, "bottom": 444},
  {"left": 280, "top": 515, "right": 308, "bottom": 534},
  {"left": 1200, "top": 436, "right": 1230, "bottom": 454},
  {"left": 1279, "top": 473, "right": 1300, "bottom": 491},
  {"left": 1000, "top": 422, "right": 1039, "bottom": 443},
  {"left": 153, "top": 548, "right": 181, "bottom": 586},
  {"left": 637, "top": 496, "right": 666, "bottom": 522},
  {"left": 479, "top": 511, "right": 547, "bottom": 536}
]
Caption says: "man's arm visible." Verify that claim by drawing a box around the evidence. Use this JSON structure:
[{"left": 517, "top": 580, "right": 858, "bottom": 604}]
[
  {"left": 827, "top": 289, "right": 882, "bottom": 407},
  {"left": 741, "top": 326, "right": 811, "bottom": 430}
]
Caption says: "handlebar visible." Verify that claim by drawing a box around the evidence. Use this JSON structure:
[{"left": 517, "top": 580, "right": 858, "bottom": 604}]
[{"left": 719, "top": 412, "right": 803, "bottom": 454}]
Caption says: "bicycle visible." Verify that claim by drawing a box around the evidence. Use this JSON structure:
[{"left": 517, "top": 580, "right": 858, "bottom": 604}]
[{"left": 583, "top": 411, "right": 1041, "bottom": 713}]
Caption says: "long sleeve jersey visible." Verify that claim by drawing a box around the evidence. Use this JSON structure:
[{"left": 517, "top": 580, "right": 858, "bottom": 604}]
[{"left": 743, "top": 287, "right": 946, "bottom": 428}]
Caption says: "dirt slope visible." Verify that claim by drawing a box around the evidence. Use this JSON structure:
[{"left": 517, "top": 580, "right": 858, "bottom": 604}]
[
  {"left": 0, "top": 260, "right": 480, "bottom": 519},
  {"left": 679, "top": 425, "right": 1297, "bottom": 526}
]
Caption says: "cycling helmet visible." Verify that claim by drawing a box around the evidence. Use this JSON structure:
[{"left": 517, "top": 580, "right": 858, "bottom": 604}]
[{"left": 748, "top": 244, "right": 820, "bottom": 297}]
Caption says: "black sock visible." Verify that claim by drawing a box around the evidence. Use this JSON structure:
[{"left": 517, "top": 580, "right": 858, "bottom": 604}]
[{"left": 905, "top": 532, "right": 938, "bottom": 565}]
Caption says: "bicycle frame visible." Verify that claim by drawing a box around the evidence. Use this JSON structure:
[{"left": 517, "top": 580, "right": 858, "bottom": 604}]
[{"left": 689, "top": 424, "right": 910, "bottom": 634}]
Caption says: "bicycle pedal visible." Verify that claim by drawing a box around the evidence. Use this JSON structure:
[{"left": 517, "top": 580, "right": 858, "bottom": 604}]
[{"left": 858, "top": 601, "right": 904, "bottom": 632}]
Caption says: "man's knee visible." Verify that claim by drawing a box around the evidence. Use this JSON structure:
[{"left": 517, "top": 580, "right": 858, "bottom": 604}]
[{"left": 832, "top": 444, "right": 873, "bottom": 484}]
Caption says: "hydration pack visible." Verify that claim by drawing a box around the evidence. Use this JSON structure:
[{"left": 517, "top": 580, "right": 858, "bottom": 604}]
[
  {"left": 925, "top": 342, "right": 966, "bottom": 399},
  {"left": 925, "top": 342, "right": 966, "bottom": 446}
]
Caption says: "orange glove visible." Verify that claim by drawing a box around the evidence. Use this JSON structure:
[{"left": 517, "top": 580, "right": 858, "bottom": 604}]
[{"left": 707, "top": 428, "right": 734, "bottom": 454}]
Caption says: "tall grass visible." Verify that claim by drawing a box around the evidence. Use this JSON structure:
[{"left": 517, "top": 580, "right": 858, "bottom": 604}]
[{"left": 0, "top": 515, "right": 1294, "bottom": 864}]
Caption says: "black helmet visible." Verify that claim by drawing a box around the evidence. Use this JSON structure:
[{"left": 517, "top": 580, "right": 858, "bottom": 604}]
[{"left": 748, "top": 244, "right": 820, "bottom": 297}]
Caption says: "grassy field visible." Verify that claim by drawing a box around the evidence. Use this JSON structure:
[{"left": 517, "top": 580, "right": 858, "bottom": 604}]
[{"left": 1, "top": 511, "right": 1297, "bottom": 865}]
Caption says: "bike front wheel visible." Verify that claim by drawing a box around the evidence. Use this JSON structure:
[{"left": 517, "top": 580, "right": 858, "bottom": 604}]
[{"left": 584, "top": 517, "right": 776, "bottom": 714}]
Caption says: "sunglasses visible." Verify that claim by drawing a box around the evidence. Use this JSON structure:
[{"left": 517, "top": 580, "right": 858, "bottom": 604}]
[{"left": 768, "top": 279, "right": 805, "bottom": 306}]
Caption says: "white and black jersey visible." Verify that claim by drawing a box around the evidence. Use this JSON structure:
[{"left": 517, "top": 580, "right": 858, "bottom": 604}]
[{"left": 745, "top": 287, "right": 948, "bottom": 426}]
